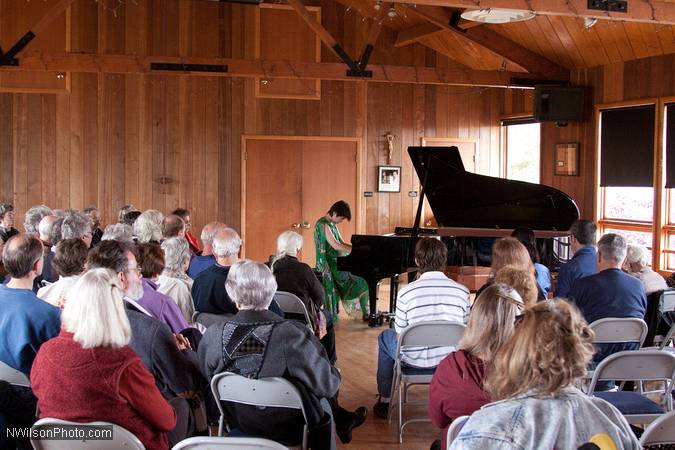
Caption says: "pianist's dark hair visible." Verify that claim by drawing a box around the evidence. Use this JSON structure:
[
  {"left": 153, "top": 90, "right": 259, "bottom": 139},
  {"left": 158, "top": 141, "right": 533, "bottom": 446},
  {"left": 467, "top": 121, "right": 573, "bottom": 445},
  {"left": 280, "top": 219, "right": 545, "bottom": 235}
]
[
  {"left": 570, "top": 220, "right": 597, "bottom": 246},
  {"left": 415, "top": 238, "right": 447, "bottom": 273},
  {"left": 327, "top": 201, "right": 351, "bottom": 221},
  {"left": 511, "top": 227, "right": 540, "bottom": 264}
]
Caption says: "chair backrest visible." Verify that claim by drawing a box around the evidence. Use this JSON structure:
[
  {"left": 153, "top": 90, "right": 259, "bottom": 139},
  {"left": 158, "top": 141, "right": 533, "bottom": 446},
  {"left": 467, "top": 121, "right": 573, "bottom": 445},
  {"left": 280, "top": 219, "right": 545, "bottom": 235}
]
[
  {"left": 192, "top": 312, "right": 232, "bottom": 328},
  {"left": 639, "top": 409, "right": 675, "bottom": 447},
  {"left": 211, "top": 372, "right": 308, "bottom": 424},
  {"left": 588, "top": 350, "right": 675, "bottom": 395},
  {"left": 0, "top": 360, "right": 30, "bottom": 387},
  {"left": 446, "top": 415, "right": 469, "bottom": 448},
  {"left": 273, "top": 291, "right": 312, "bottom": 325},
  {"left": 589, "top": 317, "right": 648, "bottom": 346},
  {"left": 172, "top": 436, "right": 289, "bottom": 450},
  {"left": 660, "top": 289, "right": 675, "bottom": 315},
  {"left": 396, "top": 321, "right": 466, "bottom": 354},
  {"left": 30, "top": 418, "right": 145, "bottom": 450}
]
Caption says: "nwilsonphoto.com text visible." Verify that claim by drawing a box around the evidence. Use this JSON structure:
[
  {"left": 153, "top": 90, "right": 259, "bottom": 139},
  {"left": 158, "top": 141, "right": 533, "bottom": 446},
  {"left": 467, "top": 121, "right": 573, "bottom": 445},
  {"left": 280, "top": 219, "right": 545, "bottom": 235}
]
[{"left": 7, "top": 424, "right": 113, "bottom": 440}]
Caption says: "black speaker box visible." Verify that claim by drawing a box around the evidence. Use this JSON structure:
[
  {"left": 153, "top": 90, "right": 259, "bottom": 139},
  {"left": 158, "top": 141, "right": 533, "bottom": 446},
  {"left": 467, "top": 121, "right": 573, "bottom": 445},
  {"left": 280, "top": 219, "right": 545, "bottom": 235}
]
[{"left": 533, "top": 85, "right": 585, "bottom": 122}]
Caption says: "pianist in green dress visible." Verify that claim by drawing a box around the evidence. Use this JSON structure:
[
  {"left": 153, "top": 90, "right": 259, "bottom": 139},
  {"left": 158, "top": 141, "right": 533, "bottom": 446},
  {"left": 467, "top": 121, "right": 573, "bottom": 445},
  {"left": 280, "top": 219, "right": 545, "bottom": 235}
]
[{"left": 314, "top": 200, "right": 369, "bottom": 320}]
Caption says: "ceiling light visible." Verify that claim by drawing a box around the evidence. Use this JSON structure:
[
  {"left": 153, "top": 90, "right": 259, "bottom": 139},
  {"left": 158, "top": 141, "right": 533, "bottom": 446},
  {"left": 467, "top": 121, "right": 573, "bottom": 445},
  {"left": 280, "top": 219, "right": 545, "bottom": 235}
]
[
  {"left": 583, "top": 17, "right": 598, "bottom": 29},
  {"left": 460, "top": 8, "right": 536, "bottom": 24}
]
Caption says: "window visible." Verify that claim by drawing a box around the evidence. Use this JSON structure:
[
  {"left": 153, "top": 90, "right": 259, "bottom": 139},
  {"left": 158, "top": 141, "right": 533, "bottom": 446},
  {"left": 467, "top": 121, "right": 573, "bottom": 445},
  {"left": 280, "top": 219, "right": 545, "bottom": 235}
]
[{"left": 502, "top": 119, "right": 540, "bottom": 184}]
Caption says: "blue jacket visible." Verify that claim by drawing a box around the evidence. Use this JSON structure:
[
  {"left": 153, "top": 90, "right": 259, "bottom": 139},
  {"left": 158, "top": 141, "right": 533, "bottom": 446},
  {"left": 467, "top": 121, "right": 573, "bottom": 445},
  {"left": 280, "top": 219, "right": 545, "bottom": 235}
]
[
  {"left": 187, "top": 255, "right": 216, "bottom": 279},
  {"left": 555, "top": 246, "right": 597, "bottom": 298}
]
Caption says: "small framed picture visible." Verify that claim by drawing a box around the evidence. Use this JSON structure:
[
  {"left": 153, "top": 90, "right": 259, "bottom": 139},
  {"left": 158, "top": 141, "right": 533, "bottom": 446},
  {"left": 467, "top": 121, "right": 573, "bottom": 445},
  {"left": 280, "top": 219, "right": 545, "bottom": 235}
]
[
  {"left": 377, "top": 165, "right": 401, "bottom": 192},
  {"left": 554, "top": 143, "right": 580, "bottom": 176}
]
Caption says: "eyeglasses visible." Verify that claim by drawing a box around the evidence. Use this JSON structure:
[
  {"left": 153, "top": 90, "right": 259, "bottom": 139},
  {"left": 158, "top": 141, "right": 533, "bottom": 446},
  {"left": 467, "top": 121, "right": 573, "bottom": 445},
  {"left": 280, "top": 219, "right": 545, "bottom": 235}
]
[{"left": 126, "top": 267, "right": 142, "bottom": 276}]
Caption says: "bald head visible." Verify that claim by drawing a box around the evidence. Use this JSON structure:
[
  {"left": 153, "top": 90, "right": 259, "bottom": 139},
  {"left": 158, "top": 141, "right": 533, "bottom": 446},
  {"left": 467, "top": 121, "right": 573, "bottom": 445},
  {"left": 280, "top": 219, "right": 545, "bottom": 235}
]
[
  {"left": 200, "top": 221, "right": 227, "bottom": 255},
  {"left": 212, "top": 228, "right": 241, "bottom": 263},
  {"left": 38, "top": 215, "right": 58, "bottom": 243}
]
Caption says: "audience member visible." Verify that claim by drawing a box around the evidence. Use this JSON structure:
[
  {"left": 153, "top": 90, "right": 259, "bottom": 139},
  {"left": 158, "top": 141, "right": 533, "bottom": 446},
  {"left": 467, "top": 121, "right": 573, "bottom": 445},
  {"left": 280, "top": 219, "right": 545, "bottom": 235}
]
[
  {"left": 475, "top": 237, "right": 536, "bottom": 303},
  {"left": 555, "top": 219, "right": 597, "bottom": 298},
  {"left": 172, "top": 208, "right": 201, "bottom": 254},
  {"left": 493, "top": 265, "right": 538, "bottom": 306},
  {"left": 272, "top": 230, "right": 336, "bottom": 363},
  {"left": 37, "top": 215, "right": 59, "bottom": 283},
  {"left": 135, "top": 209, "right": 164, "bottom": 244},
  {"left": 429, "top": 284, "right": 523, "bottom": 449},
  {"left": 61, "top": 210, "right": 93, "bottom": 248},
  {"left": 162, "top": 214, "right": 185, "bottom": 240},
  {"left": 0, "top": 240, "right": 6, "bottom": 281},
  {"left": 374, "top": 238, "right": 470, "bottom": 418},
  {"left": 87, "top": 240, "right": 205, "bottom": 445},
  {"left": 37, "top": 238, "right": 88, "bottom": 308},
  {"left": 23, "top": 205, "right": 53, "bottom": 237},
  {"left": 191, "top": 228, "right": 240, "bottom": 315},
  {"left": 187, "top": 221, "right": 226, "bottom": 278},
  {"left": 83, "top": 205, "right": 103, "bottom": 247},
  {"left": 123, "top": 210, "right": 142, "bottom": 228},
  {"left": 0, "top": 203, "right": 19, "bottom": 243},
  {"left": 624, "top": 244, "right": 667, "bottom": 295},
  {"left": 511, "top": 226, "right": 551, "bottom": 298},
  {"left": 102, "top": 223, "right": 134, "bottom": 244},
  {"left": 31, "top": 269, "right": 177, "bottom": 450},
  {"left": 136, "top": 243, "right": 190, "bottom": 334},
  {"left": 198, "top": 260, "right": 366, "bottom": 447},
  {"left": 158, "top": 237, "right": 195, "bottom": 324},
  {"left": 450, "top": 301, "right": 639, "bottom": 450},
  {"left": 118, "top": 204, "right": 136, "bottom": 223}
]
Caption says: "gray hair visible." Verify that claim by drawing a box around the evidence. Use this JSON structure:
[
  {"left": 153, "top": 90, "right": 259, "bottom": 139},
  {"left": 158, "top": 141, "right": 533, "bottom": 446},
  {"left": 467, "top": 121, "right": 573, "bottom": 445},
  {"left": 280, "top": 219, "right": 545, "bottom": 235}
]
[
  {"left": 626, "top": 244, "right": 649, "bottom": 270},
  {"left": 161, "top": 237, "right": 191, "bottom": 274},
  {"left": 24, "top": 205, "right": 54, "bottom": 235},
  {"left": 61, "top": 210, "right": 91, "bottom": 240},
  {"left": 200, "top": 221, "right": 227, "bottom": 246},
  {"left": 133, "top": 209, "right": 164, "bottom": 243},
  {"left": 597, "top": 233, "right": 627, "bottom": 264},
  {"left": 271, "top": 230, "right": 303, "bottom": 269},
  {"left": 102, "top": 223, "right": 134, "bottom": 244},
  {"left": 0, "top": 203, "right": 13, "bottom": 220},
  {"left": 225, "top": 259, "right": 277, "bottom": 310},
  {"left": 212, "top": 228, "right": 241, "bottom": 258},
  {"left": 38, "top": 215, "right": 57, "bottom": 240}
]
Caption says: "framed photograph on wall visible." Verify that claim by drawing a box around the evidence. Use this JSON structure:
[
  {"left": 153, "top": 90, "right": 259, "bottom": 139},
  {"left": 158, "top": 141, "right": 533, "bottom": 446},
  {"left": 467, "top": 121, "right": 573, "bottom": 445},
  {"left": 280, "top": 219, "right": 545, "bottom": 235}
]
[
  {"left": 378, "top": 165, "right": 401, "bottom": 192},
  {"left": 554, "top": 143, "right": 579, "bottom": 176}
]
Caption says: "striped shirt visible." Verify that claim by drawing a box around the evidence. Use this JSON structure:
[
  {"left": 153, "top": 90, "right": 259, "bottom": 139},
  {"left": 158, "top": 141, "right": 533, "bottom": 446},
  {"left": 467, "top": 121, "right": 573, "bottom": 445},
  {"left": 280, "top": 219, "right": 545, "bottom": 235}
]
[{"left": 394, "top": 271, "right": 470, "bottom": 368}]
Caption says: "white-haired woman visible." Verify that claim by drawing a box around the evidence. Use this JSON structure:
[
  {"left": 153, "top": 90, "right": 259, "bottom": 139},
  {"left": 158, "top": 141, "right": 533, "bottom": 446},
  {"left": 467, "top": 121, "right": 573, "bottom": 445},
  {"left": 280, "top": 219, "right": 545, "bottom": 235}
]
[
  {"left": 624, "top": 244, "right": 667, "bottom": 295},
  {"left": 31, "top": 268, "right": 177, "bottom": 450},
  {"left": 134, "top": 209, "right": 164, "bottom": 244},
  {"left": 158, "top": 237, "right": 195, "bottom": 323}
]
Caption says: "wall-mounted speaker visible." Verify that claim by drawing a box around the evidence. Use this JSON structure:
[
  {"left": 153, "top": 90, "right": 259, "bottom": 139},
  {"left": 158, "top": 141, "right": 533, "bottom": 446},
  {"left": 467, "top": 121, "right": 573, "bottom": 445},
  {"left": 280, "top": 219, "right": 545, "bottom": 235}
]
[{"left": 533, "top": 85, "right": 585, "bottom": 123}]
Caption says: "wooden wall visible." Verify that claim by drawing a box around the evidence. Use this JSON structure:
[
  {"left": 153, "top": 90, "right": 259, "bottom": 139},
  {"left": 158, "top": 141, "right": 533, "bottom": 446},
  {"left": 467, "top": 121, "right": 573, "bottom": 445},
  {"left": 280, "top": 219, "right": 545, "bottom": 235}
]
[{"left": 0, "top": 0, "right": 504, "bottom": 236}]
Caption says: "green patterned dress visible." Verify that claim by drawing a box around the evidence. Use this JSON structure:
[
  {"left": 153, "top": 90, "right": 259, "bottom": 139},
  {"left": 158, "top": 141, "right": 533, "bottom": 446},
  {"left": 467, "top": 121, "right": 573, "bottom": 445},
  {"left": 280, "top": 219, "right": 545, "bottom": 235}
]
[{"left": 314, "top": 216, "right": 369, "bottom": 318}]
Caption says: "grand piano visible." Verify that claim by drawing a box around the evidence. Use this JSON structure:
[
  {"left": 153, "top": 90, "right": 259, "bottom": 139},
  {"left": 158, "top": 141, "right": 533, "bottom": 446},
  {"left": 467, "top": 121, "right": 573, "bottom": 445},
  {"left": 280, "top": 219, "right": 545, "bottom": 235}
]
[{"left": 338, "top": 146, "right": 580, "bottom": 327}]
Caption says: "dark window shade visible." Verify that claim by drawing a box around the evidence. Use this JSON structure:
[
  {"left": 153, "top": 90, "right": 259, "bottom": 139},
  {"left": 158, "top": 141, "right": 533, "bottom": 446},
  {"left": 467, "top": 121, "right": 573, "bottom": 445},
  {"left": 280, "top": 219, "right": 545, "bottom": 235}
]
[
  {"left": 666, "top": 104, "right": 675, "bottom": 188},
  {"left": 501, "top": 117, "right": 536, "bottom": 126},
  {"left": 600, "top": 105, "right": 655, "bottom": 187}
]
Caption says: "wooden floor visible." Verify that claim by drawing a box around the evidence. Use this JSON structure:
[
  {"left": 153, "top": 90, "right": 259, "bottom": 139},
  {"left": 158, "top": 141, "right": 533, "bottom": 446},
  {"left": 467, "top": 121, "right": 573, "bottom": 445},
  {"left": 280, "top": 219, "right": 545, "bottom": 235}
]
[{"left": 333, "top": 287, "right": 440, "bottom": 450}]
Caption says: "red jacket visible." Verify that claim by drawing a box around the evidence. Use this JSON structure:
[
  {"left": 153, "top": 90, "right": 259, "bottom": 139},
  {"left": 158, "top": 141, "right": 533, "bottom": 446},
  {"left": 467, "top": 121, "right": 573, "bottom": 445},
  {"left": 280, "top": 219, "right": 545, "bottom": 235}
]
[
  {"left": 31, "top": 331, "right": 176, "bottom": 450},
  {"left": 428, "top": 350, "right": 490, "bottom": 449}
]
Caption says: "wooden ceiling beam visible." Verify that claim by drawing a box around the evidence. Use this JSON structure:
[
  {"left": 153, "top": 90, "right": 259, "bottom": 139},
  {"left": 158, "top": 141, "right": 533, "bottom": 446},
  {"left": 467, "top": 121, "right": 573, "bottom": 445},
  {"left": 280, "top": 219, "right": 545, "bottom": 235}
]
[
  {"left": 410, "top": 5, "right": 569, "bottom": 80},
  {"left": 1, "top": 51, "right": 554, "bottom": 88},
  {"left": 394, "top": 23, "right": 444, "bottom": 47},
  {"left": 386, "top": 0, "right": 675, "bottom": 25}
]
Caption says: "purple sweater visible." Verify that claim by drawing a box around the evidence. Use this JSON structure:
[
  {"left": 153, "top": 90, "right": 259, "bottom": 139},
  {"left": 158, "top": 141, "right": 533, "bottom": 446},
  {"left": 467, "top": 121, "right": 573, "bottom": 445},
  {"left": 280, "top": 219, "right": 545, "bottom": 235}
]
[{"left": 137, "top": 279, "right": 189, "bottom": 333}]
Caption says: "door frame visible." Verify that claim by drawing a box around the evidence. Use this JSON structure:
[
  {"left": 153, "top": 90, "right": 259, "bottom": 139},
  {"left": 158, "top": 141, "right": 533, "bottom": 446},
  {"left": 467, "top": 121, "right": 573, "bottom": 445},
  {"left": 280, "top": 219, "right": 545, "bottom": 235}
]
[{"left": 240, "top": 134, "right": 363, "bottom": 258}]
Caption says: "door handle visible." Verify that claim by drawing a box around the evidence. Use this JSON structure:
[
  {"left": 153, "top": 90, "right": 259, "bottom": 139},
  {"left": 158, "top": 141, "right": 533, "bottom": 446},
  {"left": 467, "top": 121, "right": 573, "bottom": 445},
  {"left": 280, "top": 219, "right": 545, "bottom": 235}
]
[
  {"left": 302, "top": 221, "right": 311, "bottom": 229},
  {"left": 291, "top": 223, "right": 301, "bottom": 228}
]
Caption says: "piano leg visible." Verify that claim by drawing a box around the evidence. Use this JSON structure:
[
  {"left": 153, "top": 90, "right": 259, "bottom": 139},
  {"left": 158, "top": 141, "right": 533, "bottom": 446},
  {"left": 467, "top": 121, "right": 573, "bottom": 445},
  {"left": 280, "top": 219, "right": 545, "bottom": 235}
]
[{"left": 367, "top": 279, "right": 380, "bottom": 328}]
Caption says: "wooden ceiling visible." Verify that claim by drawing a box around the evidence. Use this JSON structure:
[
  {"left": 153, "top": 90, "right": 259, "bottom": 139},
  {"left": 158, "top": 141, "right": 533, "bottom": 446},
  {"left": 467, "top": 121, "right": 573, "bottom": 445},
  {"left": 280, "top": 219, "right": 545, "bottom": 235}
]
[{"left": 339, "top": 0, "right": 675, "bottom": 71}]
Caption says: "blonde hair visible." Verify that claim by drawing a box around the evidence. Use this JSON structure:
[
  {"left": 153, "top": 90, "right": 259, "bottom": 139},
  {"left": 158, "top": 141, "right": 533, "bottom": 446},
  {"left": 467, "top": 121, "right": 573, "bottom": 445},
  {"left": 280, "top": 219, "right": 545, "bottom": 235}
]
[
  {"left": 61, "top": 268, "right": 132, "bottom": 349},
  {"left": 491, "top": 237, "right": 534, "bottom": 274},
  {"left": 494, "top": 265, "right": 538, "bottom": 306},
  {"left": 459, "top": 283, "right": 523, "bottom": 362},
  {"left": 271, "top": 231, "right": 303, "bottom": 269},
  {"left": 485, "top": 299, "right": 594, "bottom": 400},
  {"left": 133, "top": 209, "right": 164, "bottom": 243}
]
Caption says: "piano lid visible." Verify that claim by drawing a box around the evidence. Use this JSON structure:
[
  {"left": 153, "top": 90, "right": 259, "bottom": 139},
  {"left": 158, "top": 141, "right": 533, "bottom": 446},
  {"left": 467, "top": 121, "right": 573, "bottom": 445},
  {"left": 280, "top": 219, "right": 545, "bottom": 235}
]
[{"left": 408, "top": 146, "right": 580, "bottom": 231}]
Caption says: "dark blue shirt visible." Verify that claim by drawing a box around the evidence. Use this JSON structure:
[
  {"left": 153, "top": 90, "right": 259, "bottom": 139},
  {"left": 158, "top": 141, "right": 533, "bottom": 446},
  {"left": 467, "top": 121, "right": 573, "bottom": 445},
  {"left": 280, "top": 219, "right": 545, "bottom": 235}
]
[
  {"left": 0, "top": 284, "right": 61, "bottom": 375},
  {"left": 191, "top": 264, "right": 237, "bottom": 315},
  {"left": 568, "top": 268, "right": 646, "bottom": 325},
  {"left": 187, "top": 255, "right": 216, "bottom": 279},
  {"left": 555, "top": 246, "right": 597, "bottom": 298}
]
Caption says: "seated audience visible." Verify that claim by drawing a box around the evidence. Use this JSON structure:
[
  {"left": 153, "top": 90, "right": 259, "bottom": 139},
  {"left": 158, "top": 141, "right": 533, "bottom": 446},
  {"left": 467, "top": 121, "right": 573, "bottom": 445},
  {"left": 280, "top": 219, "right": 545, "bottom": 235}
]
[
  {"left": 88, "top": 240, "right": 205, "bottom": 445},
  {"left": 493, "top": 265, "right": 538, "bottom": 306},
  {"left": 102, "top": 222, "right": 134, "bottom": 244},
  {"left": 123, "top": 210, "right": 142, "bottom": 228},
  {"left": 118, "top": 204, "right": 136, "bottom": 223},
  {"left": 162, "top": 214, "right": 186, "bottom": 240},
  {"left": 136, "top": 243, "right": 191, "bottom": 333},
  {"left": 23, "top": 204, "right": 53, "bottom": 237},
  {"left": 624, "top": 244, "right": 667, "bottom": 295},
  {"left": 555, "top": 219, "right": 597, "bottom": 298},
  {"left": 0, "top": 240, "right": 6, "bottom": 281},
  {"left": 37, "top": 215, "right": 59, "bottom": 283},
  {"left": 31, "top": 269, "right": 177, "bottom": 450},
  {"left": 192, "top": 228, "right": 240, "bottom": 315},
  {"left": 374, "top": 238, "right": 470, "bottom": 418},
  {"left": 511, "top": 226, "right": 551, "bottom": 298},
  {"left": 134, "top": 209, "right": 164, "bottom": 244},
  {"left": 475, "top": 237, "right": 537, "bottom": 304},
  {"left": 0, "top": 203, "right": 19, "bottom": 243},
  {"left": 272, "top": 230, "right": 336, "bottom": 363},
  {"left": 37, "top": 238, "right": 88, "bottom": 308},
  {"left": 199, "top": 260, "right": 366, "bottom": 447},
  {"left": 172, "top": 208, "right": 201, "bottom": 254},
  {"left": 187, "top": 221, "right": 226, "bottom": 278},
  {"left": 429, "top": 284, "right": 523, "bottom": 449},
  {"left": 83, "top": 205, "right": 103, "bottom": 247},
  {"left": 450, "top": 300, "right": 639, "bottom": 450},
  {"left": 61, "top": 210, "right": 94, "bottom": 248},
  {"left": 158, "top": 237, "right": 195, "bottom": 323}
]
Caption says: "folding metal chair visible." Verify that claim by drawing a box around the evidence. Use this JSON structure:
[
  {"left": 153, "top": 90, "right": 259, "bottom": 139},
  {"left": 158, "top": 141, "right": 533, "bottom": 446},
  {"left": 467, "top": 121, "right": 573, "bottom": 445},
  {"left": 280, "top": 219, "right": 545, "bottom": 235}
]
[
  {"left": 639, "top": 409, "right": 675, "bottom": 448},
  {"left": 172, "top": 436, "right": 289, "bottom": 450},
  {"left": 192, "top": 311, "right": 232, "bottom": 328},
  {"left": 0, "top": 360, "right": 30, "bottom": 387},
  {"left": 273, "top": 291, "right": 313, "bottom": 331},
  {"left": 588, "top": 350, "right": 675, "bottom": 425},
  {"left": 652, "top": 290, "right": 675, "bottom": 351},
  {"left": 388, "top": 320, "right": 466, "bottom": 443},
  {"left": 446, "top": 415, "right": 469, "bottom": 448},
  {"left": 31, "top": 418, "right": 145, "bottom": 450},
  {"left": 210, "top": 372, "right": 309, "bottom": 450}
]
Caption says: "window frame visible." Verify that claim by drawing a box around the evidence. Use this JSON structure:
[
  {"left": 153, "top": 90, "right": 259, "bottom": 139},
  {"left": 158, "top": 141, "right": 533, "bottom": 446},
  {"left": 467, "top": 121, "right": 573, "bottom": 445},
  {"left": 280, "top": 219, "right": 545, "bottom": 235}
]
[{"left": 500, "top": 116, "right": 541, "bottom": 183}]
